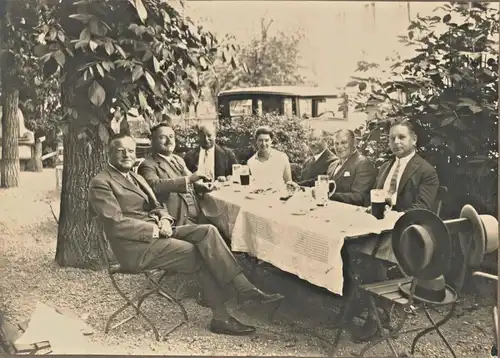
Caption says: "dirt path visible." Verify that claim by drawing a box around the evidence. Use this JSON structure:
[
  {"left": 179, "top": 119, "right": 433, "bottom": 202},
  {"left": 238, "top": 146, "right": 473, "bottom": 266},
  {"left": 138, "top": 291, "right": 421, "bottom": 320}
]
[{"left": 0, "top": 170, "right": 496, "bottom": 356}]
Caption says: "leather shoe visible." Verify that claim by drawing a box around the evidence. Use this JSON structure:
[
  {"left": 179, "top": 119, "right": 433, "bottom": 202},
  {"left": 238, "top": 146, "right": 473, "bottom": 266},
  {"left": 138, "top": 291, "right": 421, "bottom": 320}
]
[
  {"left": 237, "top": 288, "right": 284, "bottom": 305},
  {"left": 209, "top": 316, "right": 256, "bottom": 336}
]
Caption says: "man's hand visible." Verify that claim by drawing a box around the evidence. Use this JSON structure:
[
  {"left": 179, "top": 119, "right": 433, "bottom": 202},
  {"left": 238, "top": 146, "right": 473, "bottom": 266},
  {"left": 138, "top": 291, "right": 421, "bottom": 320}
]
[
  {"left": 188, "top": 171, "right": 212, "bottom": 183},
  {"left": 159, "top": 218, "right": 173, "bottom": 238},
  {"left": 150, "top": 207, "right": 168, "bottom": 218},
  {"left": 196, "top": 182, "right": 216, "bottom": 194}
]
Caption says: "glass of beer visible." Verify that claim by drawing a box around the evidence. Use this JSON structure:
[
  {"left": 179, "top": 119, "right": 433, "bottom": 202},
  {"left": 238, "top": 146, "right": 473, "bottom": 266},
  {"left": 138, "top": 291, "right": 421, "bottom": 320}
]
[
  {"left": 239, "top": 165, "right": 250, "bottom": 186},
  {"left": 370, "top": 189, "right": 387, "bottom": 220},
  {"left": 232, "top": 164, "right": 241, "bottom": 184}
]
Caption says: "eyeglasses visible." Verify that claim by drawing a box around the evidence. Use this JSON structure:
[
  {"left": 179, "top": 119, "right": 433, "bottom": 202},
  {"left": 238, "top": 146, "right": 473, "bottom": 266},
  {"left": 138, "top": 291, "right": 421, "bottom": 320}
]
[{"left": 115, "top": 148, "right": 135, "bottom": 155}]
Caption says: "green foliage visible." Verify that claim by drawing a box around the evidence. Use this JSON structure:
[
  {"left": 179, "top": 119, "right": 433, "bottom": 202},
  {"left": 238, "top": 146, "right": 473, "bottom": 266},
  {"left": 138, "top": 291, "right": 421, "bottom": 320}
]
[
  {"left": 202, "top": 19, "right": 313, "bottom": 107},
  {"left": 174, "top": 114, "right": 313, "bottom": 165},
  {"left": 36, "top": 0, "right": 237, "bottom": 143},
  {"left": 346, "top": 2, "right": 499, "bottom": 216}
]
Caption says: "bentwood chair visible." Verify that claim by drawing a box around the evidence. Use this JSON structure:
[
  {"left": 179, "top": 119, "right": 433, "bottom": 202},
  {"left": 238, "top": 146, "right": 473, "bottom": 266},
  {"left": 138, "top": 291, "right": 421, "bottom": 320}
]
[{"left": 94, "top": 217, "right": 188, "bottom": 340}]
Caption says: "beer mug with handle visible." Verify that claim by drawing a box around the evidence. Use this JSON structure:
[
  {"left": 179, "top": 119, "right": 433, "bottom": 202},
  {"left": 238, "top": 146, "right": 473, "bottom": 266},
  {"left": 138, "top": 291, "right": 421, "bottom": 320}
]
[{"left": 370, "top": 189, "right": 392, "bottom": 219}]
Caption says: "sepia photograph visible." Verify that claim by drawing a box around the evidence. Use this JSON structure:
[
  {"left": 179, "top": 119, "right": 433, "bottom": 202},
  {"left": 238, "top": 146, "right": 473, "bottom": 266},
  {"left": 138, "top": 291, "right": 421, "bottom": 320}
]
[{"left": 0, "top": 0, "right": 498, "bottom": 357}]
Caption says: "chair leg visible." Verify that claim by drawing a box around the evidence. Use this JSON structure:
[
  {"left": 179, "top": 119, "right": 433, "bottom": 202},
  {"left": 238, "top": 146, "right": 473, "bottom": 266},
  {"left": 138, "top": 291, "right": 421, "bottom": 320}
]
[
  {"left": 107, "top": 276, "right": 162, "bottom": 341},
  {"left": 410, "top": 303, "right": 457, "bottom": 358},
  {"left": 105, "top": 279, "right": 149, "bottom": 333},
  {"left": 359, "top": 297, "right": 405, "bottom": 357},
  {"left": 329, "top": 287, "right": 359, "bottom": 357}
]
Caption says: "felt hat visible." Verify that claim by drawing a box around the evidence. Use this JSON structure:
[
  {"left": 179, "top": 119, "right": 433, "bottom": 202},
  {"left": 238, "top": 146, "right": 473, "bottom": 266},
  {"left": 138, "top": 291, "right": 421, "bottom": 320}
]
[
  {"left": 459, "top": 204, "right": 499, "bottom": 268},
  {"left": 399, "top": 275, "right": 457, "bottom": 305},
  {"left": 392, "top": 209, "right": 451, "bottom": 280}
]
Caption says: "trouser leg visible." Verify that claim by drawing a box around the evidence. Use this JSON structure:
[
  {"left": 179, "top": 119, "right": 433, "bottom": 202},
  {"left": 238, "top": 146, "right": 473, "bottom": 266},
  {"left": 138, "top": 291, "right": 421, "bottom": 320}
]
[
  {"left": 173, "top": 224, "right": 242, "bottom": 287},
  {"left": 143, "top": 238, "right": 227, "bottom": 308}
]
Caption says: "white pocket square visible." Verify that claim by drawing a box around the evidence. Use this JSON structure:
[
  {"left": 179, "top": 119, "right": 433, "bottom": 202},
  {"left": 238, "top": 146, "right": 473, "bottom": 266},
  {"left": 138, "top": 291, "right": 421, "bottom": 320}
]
[{"left": 343, "top": 171, "right": 351, "bottom": 177}]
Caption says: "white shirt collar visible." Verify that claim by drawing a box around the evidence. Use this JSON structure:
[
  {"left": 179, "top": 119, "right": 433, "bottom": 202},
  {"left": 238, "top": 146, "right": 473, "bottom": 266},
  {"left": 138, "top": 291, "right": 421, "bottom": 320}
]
[
  {"left": 314, "top": 149, "right": 326, "bottom": 161},
  {"left": 109, "top": 163, "right": 129, "bottom": 177},
  {"left": 395, "top": 150, "right": 416, "bottom": 166},
  {"left": 200, "top": 145, "right": 215, "bottom": 153},
  {"left": 157, "top": 153, "right": 172, "bottom": 161}
]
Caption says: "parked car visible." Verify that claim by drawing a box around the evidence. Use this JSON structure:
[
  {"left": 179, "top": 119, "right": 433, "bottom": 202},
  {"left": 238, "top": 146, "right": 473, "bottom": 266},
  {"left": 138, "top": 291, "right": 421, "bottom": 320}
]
[{"left": 216, "top": 86, "right": 366, "bottom": 134}]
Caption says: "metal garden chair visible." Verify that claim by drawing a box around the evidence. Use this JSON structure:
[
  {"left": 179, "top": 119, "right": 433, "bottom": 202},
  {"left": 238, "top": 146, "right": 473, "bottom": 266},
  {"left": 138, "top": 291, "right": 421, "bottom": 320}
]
[
  {"left": 331, "top": 204, "right": 495, "bottom": 357},
  {"left": 95, "top": 218, "right": 188, "bottom": 341}
]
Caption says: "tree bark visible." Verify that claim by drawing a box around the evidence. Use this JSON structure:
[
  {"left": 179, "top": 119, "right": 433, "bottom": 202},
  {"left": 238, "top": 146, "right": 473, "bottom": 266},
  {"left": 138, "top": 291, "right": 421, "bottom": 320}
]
[
  {"left": 1, "top": 86, "right": 20, "bottom": 188},
  {"left": 55, "top": 121, "right": 107, "bottom": 269},
  {"left": 0, "top": 0, "right": 20, "bottom": 188},
  {"left": 32, "top": 137, "right": 43, "bottom": 172}
]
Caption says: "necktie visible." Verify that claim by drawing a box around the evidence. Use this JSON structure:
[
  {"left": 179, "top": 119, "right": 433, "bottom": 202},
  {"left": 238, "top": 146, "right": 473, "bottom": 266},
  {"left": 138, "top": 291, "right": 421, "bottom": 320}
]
[
  {"left": 168, "top": 157, "right": 185, "bottom": 175},
  {"left": 127, "top": 173, "right": 140, "bottom": 188},
  {"left": 388, "top": 159, "right": 401, "bottom": 196}
]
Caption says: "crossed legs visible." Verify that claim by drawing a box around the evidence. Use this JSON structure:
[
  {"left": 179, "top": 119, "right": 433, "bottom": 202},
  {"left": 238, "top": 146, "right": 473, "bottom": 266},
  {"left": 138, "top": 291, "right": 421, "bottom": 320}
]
[{"left": 143, "top": 224, "right": 284, "bottom": 335}]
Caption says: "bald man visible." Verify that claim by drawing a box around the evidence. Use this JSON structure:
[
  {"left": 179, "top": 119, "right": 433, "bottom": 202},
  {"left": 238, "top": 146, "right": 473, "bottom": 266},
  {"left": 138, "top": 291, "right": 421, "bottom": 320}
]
[{"left": 183, "top": 123, "right": 238, "bottom": 181}]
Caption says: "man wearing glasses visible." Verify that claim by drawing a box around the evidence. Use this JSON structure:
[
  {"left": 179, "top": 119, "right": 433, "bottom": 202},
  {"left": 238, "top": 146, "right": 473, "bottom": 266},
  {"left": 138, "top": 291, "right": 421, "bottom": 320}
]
[{"left": 89, "top": 133, "right": 284, "bottom": 336}]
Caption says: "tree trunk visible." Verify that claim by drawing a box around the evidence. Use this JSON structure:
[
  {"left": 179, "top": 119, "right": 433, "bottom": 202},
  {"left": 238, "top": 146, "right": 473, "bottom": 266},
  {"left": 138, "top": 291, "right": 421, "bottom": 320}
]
[
  {"left": 55, "top": 121, "right": 107, "bottom": 269},
  {"left": 32, "top": 137, "right": 43, "bottom": 172},
  {"left": 0, "top": 1, "right": 20, "bottom": 188},
  {"left": 1, "top": 86, "right": 20, "bottom": 188}
]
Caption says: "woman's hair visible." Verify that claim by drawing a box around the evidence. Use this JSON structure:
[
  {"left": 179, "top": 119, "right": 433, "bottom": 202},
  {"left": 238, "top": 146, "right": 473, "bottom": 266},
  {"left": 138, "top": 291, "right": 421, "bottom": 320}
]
[{"left": 254, "top": 125, "right": 274, "bottom": 140}]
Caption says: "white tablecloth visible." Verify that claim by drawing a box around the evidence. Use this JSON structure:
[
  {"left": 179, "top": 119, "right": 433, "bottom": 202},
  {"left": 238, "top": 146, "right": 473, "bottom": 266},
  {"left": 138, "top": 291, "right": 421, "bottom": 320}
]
[{"left": 201, "top": 185, "right": 402, "bottom": 295}]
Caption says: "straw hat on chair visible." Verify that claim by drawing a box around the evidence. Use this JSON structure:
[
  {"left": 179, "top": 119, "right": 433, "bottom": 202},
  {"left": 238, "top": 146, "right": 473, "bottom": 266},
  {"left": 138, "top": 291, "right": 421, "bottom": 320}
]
[
  {"left": 392, "top": 209, "right": 457, "bottom": 305},
  {"left": 458, "top": 204, "right": 499, "bottom": 268}
]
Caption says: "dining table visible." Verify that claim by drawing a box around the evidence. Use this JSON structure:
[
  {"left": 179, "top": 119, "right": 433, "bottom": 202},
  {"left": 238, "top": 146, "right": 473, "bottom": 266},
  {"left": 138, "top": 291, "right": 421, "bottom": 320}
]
[{"left": 200, "top": 182, "right": 403, "bottom": 296}]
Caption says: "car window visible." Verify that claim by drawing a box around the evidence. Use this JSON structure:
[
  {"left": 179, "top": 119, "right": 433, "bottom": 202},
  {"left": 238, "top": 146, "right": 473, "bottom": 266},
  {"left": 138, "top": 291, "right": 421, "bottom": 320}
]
[{"left": 229, "top": 99, "right": 252, "bottom": 117}]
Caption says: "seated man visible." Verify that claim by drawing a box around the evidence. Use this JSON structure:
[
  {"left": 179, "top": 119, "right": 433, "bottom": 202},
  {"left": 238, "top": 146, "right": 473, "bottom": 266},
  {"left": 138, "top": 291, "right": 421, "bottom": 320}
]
[
  {"left": 89, "top": 133, "right": 284, "bottom": 336},
  {"left": 296, "top": 136, "right": 338, "bottom": 187},
  {"left": 183, "top": 122, "right": 238, "bottom": 181},
  {"left": 327, "top": 129, "right": 376, "bottom": 206},
  {"left": 247, "top": 126, "right": 292, "bottom": 188},
  {"left": 349, "top": 120, "right": 440, "bottom": 342},
  {"left": 138, "top": 123, "right": 213, "bottom": 226}
]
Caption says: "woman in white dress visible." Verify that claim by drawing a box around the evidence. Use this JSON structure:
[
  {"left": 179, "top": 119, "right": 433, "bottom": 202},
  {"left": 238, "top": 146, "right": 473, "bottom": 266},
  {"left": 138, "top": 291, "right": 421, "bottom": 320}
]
[{"left": 246, "top": 126, "right": 292, "bottom": 188}]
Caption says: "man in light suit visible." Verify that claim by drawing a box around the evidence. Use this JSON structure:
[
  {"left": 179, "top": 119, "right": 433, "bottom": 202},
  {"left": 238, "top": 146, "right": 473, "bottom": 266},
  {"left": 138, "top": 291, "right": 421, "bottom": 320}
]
[
  {"left": 138, "top": 123, "right": 213, "bottom": 226},
  {"left": 89, "top": 133, "right": 283, "bottom": 336},
  {"left": 297, "top": 136, "right": 338, "bottom": 187},
  {"left": 350, "top": 120, "right": 440, "bottom": 342},
  {"left": 183, "top": 122, "right": 238, "bottom": 180},
  {"left": 327, "top": 129, "right": 377, "bottom": 207}
]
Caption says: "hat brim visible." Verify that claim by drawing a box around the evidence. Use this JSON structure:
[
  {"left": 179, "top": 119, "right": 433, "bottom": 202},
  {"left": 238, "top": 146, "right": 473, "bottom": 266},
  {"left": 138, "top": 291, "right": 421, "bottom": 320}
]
[
  {"left": 392, "top": 209, "right": 451, "bottom": 280},
  {"left": 480, "top": 214, "right": 499, "bottom": 254},
  {"left": 399, "top": 282, "right": 457, "bottom": 306},
  {"left": 459, "top": 205, "right": 486, "bottom": 268}
]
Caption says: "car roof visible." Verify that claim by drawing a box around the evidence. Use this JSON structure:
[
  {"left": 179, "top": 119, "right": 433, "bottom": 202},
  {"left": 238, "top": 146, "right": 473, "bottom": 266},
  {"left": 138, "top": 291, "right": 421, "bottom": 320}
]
[{"left": 218, "top": 86, "right": 339, "bottom": 98}]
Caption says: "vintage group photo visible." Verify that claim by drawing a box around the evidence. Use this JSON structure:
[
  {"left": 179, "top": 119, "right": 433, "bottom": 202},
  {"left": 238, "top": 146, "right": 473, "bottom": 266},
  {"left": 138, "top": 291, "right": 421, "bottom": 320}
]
[{"left": 0, "top": 0, "right": 498, "bottom": 357}]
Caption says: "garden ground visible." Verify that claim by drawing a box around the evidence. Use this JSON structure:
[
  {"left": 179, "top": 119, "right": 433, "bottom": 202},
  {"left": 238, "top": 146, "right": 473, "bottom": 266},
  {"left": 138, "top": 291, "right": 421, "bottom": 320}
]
[{"left": 0, "top": 169, "right": 496, "bottom": 356}]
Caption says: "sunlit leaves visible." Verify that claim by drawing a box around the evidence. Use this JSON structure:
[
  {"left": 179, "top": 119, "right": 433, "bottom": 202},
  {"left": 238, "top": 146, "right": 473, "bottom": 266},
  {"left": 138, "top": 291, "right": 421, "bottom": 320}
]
[{"left": 88, "top": 80, "right": 105, "bottom": 107}]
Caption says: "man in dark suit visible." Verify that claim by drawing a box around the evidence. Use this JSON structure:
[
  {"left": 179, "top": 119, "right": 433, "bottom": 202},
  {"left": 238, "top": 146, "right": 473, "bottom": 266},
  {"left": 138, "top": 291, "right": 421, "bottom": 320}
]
[
  {"left": 138, "top": 123, "right": 214, "bottom": 226},
  {"left": 297, "top": 136, "right": 338, "bottom": 187},
  {"left": 183, "top": 122, "right": 238, "bottom": 180},
  {"left": 350, "top": 120, "right": 440, "bottom": 342},
  {"left": 89, "top": 133, "right": 283, "bottom": 336},
  {"left": 327, "top": 129, "right": 376, "bottom": 207}
]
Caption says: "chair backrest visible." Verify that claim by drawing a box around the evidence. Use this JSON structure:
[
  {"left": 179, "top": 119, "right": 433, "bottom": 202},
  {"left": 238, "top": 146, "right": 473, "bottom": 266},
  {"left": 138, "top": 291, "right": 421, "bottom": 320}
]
[
  {"left": 434, "top": 186, "right": 448, "bottom": 217},
  {"left": 91, "top": 215, "right": 117, "bottom": 273}
]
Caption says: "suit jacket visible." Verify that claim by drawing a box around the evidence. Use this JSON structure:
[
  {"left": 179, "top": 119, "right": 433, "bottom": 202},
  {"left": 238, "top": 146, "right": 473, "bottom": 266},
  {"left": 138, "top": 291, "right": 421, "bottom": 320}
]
[
  {"left": 138, "top": 153, "right": 205, "bottom": 226},
  {"left": 88, "top": 165, "right": 174, "bottom": 272},
  {"left": 328, "top": 151, "right": 377, "bottom": 207},
  {"left": 183, "top": 144, "right": 238, "bottom": 178},
  {"left": 374, "top": 154, "right": 439, "bottom": 212},
  {"left": 297, "top": 149, "right": 338, "bottom": 187}
]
